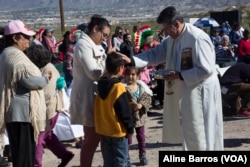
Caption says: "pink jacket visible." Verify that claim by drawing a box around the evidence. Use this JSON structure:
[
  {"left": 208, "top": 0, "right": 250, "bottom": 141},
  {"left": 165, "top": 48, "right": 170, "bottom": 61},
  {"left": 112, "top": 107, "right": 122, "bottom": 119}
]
[
  {"left": 139, "top": 68, "right": 151, "bottom": 85},
  {"left": 42, "top": 36, "right": 56, "bottom": 53}
]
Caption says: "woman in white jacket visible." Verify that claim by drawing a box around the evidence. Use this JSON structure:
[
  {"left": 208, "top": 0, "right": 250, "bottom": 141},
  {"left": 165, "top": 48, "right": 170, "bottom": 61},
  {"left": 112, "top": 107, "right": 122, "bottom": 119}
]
[{"left": 69, "top": 15, "right": 111, "bottom": 167}]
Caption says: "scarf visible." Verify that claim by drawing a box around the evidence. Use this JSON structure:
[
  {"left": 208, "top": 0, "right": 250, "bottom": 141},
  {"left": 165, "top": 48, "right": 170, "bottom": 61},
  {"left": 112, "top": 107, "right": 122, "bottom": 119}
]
[
  {"left": 0, "top": 46, "right": 46, "bottom": 143},
  {"left": 41, "top": 63, "right": 64, "bottom": 120}
]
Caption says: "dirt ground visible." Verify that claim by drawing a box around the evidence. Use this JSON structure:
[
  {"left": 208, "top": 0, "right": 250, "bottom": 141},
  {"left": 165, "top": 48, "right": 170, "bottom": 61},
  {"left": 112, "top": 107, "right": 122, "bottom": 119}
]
[{"left": 5, "top": 109, "right": 250, "bottom": 167}]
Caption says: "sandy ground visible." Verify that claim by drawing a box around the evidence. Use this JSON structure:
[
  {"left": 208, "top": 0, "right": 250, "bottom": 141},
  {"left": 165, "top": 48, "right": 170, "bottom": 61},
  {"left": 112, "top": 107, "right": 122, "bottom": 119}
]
[{"left": 5, "top": 108, "right": 250, "bottom": 167}]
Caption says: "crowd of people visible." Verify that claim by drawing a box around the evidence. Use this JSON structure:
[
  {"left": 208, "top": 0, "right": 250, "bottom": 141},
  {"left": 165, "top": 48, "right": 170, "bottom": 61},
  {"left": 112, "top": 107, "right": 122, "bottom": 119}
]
[
  {"left": 209, "top": 21, "right": 250, "bottom": 68},
  {"left": 0, "top": 5, "right": 249, "bottom": 167},
  {"left": 207, "top": 18, "right": 250, "bottom": 117}
]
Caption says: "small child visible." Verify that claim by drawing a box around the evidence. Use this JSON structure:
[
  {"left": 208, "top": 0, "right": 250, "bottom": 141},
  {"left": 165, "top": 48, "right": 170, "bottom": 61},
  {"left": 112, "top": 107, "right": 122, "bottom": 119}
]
[
  {"left": 94, "top": 52, "right": 134, "bottom": 167},
  {"left": 26, "top": 45, "right": 75, "bottom": 167},
  {"left": 124, "top": 66, "right": 152, "bottom": 166}
]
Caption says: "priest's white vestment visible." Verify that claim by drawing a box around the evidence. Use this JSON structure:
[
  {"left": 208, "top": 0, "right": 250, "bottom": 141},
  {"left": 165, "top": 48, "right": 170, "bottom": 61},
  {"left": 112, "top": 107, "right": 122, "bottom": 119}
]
[{"left": 133, "top": 23, "right": 223, "bottom": 150}]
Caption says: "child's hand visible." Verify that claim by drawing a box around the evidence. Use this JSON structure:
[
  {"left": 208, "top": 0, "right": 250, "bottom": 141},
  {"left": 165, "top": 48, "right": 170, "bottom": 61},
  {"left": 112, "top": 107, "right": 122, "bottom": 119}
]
[
  {"left": 136, "top": 103, "right": 143, "bottom": 110},
  {"left": 129, "top": 101, "right": 137, "bottom": 110},
  {"left": 130, "top": 101, "right": 142, "bottom": 110}
]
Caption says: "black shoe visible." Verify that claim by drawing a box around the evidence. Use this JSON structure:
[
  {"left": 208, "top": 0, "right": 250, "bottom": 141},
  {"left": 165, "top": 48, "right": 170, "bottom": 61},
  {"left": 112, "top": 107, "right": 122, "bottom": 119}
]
[
  {"left": 139, "top": 153, "right": 149, "bottom": 165},
  {"left": 147, "top": 110, "right": 154, "bottom": 117},
  {"left": 126, "top": 160, "right": 136, "bottom": 167},
  {"left": 3, "top": 145, "right": 12, "bottom": 162},
  {"left": 58, "top": 151, "right": 75, "bottom": 167},
  {"left": 3, "top": 145, "right": 9, "bottom": 158},
  {"left": 153, "top": 104, "right": 163, "bottom": 110},
  {"left": 75, "top": 140, "right": 83, "bottom": 149}
]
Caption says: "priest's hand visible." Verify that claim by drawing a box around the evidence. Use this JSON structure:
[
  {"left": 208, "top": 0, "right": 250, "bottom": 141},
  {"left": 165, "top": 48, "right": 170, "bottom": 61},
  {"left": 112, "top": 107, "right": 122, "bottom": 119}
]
[
  {"left": 117, "top": 52, "right": 131, "bottom": 64},
  {"left": 162, "top": 70, "right": 180, "bottom": 81}
]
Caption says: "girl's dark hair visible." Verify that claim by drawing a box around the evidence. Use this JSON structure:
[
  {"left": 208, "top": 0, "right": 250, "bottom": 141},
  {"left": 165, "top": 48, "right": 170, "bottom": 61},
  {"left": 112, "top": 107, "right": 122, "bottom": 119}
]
[
  {"left": 123, "top": 33, "right": 131, "bottom": 40},
  {"left": 63, "top": 31, "right": 70, "bottom": 38},
  {"left": 133, "top": 25, "right": 138, "bottom": 33},
  {"left": 87, "top": 15, "right": 111, "bottom": 32},
  {"left": 124, "top": 66, "right": 140, "bottom": 76},
  {"left": 61, "top": 31, "right": 71, "bottom": 53},
  {"left": 106, "top": 52, "right": 124, "bottom": 74},
  {"left": 42, "top": 29, "right": 50, "bottom": 37},
  {"left": 243, "top": 29, "right": 249, "bottom": 39},
  {"left": 115, "top": 26, "right": 123, "bottom": 35},
  {"left": 26, "top": 45, "right": 52, "bottom": 68}
]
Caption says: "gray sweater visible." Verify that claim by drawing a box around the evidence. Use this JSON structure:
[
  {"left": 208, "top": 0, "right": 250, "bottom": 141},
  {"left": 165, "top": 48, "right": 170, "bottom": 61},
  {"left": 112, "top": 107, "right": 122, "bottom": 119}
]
[{"left": 6, "top": 73, "right": 48, "bottom": 123}]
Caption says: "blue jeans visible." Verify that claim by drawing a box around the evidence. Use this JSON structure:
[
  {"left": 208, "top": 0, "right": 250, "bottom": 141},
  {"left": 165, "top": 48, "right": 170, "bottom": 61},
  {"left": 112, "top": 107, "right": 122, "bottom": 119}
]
[{"left": 103, "top": 136, "right": 128, "bottom": 167}]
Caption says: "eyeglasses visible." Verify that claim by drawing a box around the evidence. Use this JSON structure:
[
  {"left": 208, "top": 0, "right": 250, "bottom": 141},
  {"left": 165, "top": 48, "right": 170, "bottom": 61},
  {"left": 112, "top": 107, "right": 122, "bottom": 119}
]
[{"left": 101, "top": 31, "right": 109, "bottom": 39}]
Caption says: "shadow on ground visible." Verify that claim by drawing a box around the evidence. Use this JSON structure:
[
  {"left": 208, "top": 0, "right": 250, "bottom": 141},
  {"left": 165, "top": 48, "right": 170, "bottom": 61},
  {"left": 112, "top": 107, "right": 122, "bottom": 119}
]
[
  {"left": 147, "top": 111, "right": 163, "bottom": 117},
  {"left": 148, "top": 126, "right": 163, "bottom": 129},
  {"left": 129, "top": 142, "right": 182, "bottom": 151},
  {"left": 224, "top": 138, "right": 250, "bottom": 148},
  {"left": 223, "top": 116, "right": 250, "bottom": 122}
]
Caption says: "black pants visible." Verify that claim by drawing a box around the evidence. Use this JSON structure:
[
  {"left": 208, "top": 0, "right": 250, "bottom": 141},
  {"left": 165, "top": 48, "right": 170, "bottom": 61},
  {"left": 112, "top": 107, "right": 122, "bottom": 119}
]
[
  {"left": 6, "top": 122, "right": 35, "bottom": 167},
  {"left": 156, "top": 79, "right": 165, "bottom": 105}
]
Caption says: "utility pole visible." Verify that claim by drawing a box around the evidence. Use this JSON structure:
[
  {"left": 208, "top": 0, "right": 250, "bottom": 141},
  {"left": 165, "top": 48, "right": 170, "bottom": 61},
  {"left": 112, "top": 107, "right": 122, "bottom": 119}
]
[{"left": 59, "top": 0, "right": 65, "bottom": 34}]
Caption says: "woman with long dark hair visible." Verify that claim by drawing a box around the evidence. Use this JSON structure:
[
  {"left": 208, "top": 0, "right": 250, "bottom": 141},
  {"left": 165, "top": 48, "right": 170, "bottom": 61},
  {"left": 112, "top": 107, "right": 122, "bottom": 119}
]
[{"left": 70, "top": 15, "right": 111, "bottom": 167}]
